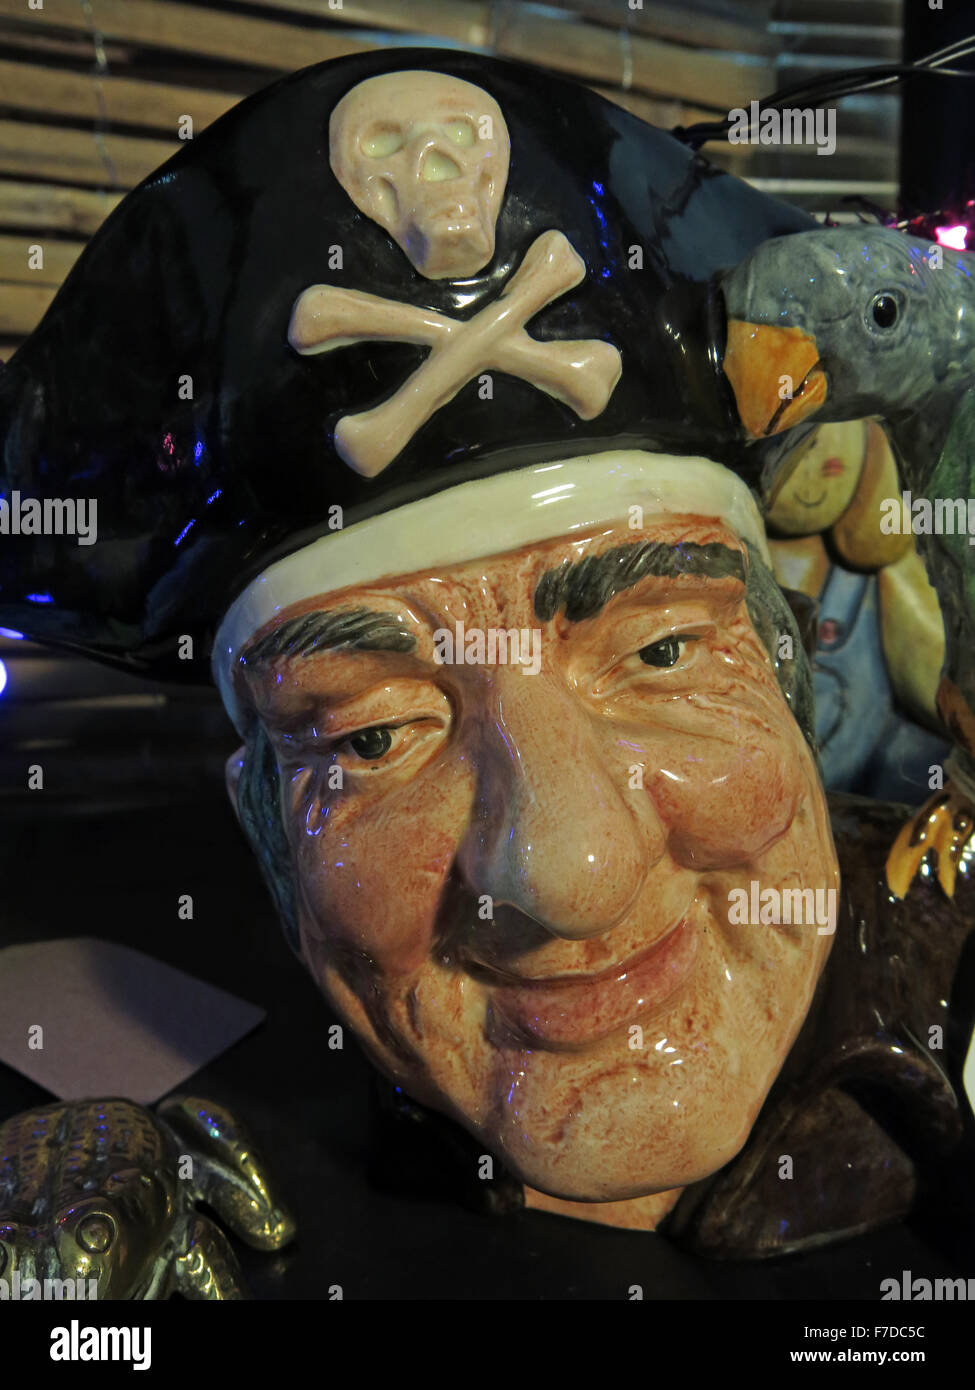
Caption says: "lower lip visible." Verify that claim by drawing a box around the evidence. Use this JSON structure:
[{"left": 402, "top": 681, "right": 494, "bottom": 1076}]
[{"left": 489, "top": 916, "right": 698, "bottom": 1049}]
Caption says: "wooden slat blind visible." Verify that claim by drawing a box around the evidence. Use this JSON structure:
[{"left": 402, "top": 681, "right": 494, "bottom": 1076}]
[{"left": 0, "top": 0, "right": 902, "bottom": 358}]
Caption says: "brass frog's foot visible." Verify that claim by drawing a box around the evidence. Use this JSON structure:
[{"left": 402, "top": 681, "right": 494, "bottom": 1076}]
[
  {"left": 174, "top": 1215, "right": 246, "bottom": 1300},
  {"left": 886, "top": 784, "right": 975, "bottom": 899},
  {"left": 157, "top": 1095, "right": 296, "bottom": 1252}
]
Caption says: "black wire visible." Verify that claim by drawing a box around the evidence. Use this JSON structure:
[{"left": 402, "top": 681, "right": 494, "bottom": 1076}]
[
  {"left": 771, "top": 33, "right": 975, "bottom": 102},
  {"left": 672, "top": 36, "right": 975, "bottom": 149}
]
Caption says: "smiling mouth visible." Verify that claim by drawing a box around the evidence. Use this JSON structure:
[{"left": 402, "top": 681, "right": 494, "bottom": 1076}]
[
  {"left": 484, "top": 915, "right": 699, "bottom": 1050},
  {"left": 794, "top": 489, "right": 827, "bottom": 508}
]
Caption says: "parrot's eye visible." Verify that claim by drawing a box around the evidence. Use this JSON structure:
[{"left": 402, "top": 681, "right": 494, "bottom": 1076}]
[{"left": 870, "top": 293, "right": 899, "bottom": 329}]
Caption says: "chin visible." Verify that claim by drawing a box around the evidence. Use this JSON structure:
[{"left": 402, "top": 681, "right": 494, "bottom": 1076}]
[
  {"left": 467, "top": 1046, "right": 778, "bottom": 1203},
  {"left": 310, "top": 896, "right": 830, "bottom": 1208}
]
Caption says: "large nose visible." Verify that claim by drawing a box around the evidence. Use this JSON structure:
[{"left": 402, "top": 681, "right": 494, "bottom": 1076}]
[{"left": 457, "top": 671, "right": 661, "bottom": 939}]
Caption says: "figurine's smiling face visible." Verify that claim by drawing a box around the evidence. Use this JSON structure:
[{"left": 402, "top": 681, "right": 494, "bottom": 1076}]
[
  {"left": 236, "top": 518, "right": 837, "bottom": 1204},
  {"left": 765, "top": 422, "right": 863, "bottom": 536}
]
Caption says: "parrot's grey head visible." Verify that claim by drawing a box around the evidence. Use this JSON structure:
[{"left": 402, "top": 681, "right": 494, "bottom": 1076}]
[{"left": 719, "top": 226, "right": 975, "bottom": 438}]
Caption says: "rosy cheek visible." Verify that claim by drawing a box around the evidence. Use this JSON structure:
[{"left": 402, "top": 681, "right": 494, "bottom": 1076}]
[
  {"left": 295, "top": 762, "right": 473, "bottom": 976},
  {"left": 647, "top": 731, "right": 802, "bottom": 868}
]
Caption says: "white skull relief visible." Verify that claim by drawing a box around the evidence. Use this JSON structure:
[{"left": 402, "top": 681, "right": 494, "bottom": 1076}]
[{"left": 329, "top": 71, "right": 510, "bottom": 280}]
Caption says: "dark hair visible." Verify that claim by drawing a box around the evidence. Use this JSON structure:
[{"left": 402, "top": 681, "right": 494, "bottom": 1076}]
[{"left": 237, "top": 718, "right": 302, "bottom": 953}]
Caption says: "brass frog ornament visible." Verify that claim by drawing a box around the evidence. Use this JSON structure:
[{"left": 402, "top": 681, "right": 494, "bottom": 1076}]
[{"left": 0, "top": 1096, "right": 294, "bottom": 1300}]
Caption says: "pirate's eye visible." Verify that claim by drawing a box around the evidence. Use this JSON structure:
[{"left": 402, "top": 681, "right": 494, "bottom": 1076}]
[
  {"left": 361, "top": 127, "right": 403, "bottom": 158},
  {"left": 869, "top": 292, "right": 899, "bottom": 329},
  {"left": 588, "top": 627, "right": 713, "bottom": 701},
  {"left": 346, "top": 726, "right": 394, "bottom": 760},
  {"left": 638, "top": 635, "right": 698, "bottom": 668}
]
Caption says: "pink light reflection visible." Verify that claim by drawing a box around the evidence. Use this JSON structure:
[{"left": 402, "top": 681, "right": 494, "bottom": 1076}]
[{"left": 935, "top": 224, "right": 968, "bottom": 251}]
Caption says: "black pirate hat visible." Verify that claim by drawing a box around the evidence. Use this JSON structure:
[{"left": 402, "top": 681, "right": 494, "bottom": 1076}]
[{"left": 0, "top": 47, "right": 813, "bottom": 711}]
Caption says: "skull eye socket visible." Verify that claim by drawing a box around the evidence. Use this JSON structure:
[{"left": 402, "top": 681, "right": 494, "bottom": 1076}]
[
  {"left": 445, "top": 119, "right": 475, "bottom": 147},
  {"left": 361, "top": 126, "right": 404, "bottom": 158}
]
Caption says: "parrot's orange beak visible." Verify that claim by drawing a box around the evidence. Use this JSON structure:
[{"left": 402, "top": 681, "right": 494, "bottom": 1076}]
[{"left": 723, "top": 320, "right": 828, "bottom": 438}]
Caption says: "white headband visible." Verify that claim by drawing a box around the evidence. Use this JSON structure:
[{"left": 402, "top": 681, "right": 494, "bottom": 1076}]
[{"left": 212, "top": 449, "right": 769, "bottom": 731}]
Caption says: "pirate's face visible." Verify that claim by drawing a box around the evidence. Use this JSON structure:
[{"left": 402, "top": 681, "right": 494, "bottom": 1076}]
[{"left": 234, "top": 515, "right": 837, "bottom": 1208}]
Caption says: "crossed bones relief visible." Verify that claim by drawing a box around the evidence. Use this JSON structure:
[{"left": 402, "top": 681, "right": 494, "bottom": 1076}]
[
  {"left": 289, "top": 230, "right": 623, "bottom": 478},
  {"left": 287, "top": 71, "right": 622, "bottom": 478}
]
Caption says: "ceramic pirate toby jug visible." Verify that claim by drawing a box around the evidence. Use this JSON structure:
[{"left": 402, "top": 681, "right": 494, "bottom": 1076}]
[{"left": 1, "top": 49, "right": 973, "bottom": 1270}]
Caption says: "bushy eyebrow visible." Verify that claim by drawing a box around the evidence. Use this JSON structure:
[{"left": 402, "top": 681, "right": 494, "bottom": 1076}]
[
  {"left": 533, "top": 541, "right": 747, "bottom": 623},
  {"left": 240, "top": 606, "right": 416, "bottom": 667},
  {"left": 240, "top": 543, "right": 746, "bottom": 666}
]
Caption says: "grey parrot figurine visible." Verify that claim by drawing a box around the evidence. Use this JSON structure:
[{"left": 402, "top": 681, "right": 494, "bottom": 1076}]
[{"left": 719, "top": 224, "right": 975, "bottom": 898}]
